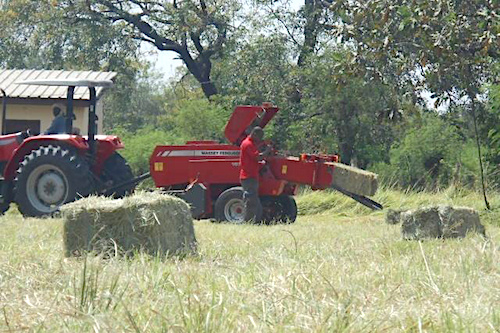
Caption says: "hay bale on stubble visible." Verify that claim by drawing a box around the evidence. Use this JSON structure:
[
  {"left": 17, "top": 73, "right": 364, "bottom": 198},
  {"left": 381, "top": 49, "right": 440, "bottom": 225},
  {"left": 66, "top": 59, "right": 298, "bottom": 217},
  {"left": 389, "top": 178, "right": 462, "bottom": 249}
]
[
  {"left": 401, "top": 205, "right": 486, "bottom": 240},
  {"left": 60, "top": 192, "right": 197, "bottom": 257},
  {"left": 385, "top": 209, "right": 407, "bottom": 225},
  {"left": 331, "top": 162, "right": 378, "bottom": 197}
]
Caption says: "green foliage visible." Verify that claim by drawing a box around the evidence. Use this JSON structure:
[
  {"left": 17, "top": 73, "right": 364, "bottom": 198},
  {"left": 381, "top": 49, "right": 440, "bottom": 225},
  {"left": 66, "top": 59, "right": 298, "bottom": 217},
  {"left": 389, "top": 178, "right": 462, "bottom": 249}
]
[
  {"left": 298, "top": 48, "right": 399, "bottom": 166},
  {"left": 331, "top": 0, "right": 499, "bottom": 198},
  {"left": 112, "top": 94, "right": 230, "bottom": 176},
  {"left": 113, "top": 127, "right": 184, "bottom": 175},
  {"left": 333, "top": 0, "right": 499, "bottom": 98},
  {"left": 0, "top": 0, "right": 138, "bottom": 71},
  {"left": 214, "top": 38, "right": 402, "bottom": 165},
  {"left": 213, "top": 34, "right": 302, "bottom": 151},
  {"left": 160, "top": 97, "right": 231, "bottom": 142},
  {"left": 485, "top": 82, "right": 500, "bottom": 187},
  {"left": 213, "top": 34, "right": 294, "bottom": 107},
  {"left": 371, "top": 115, "right": 476, "bottom": 189},
  {"left": 103, "top": 68, "right": 167, "bottom": 132},
  {"left": 73, "top": 0, "right": 243, "bottom": 98}
]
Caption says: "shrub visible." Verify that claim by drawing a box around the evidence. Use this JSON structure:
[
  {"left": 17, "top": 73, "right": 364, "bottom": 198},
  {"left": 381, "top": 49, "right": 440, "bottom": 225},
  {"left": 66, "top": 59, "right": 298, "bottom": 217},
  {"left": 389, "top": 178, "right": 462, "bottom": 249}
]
[
  {"left": 160, "top": 98, "right": 231, "bottom": 142},
  {"left": 371, "top": 115, "right": 470, "bottom": 190},
  {"left": 113, "top": 127, "right": 185, "bottom": 175}
]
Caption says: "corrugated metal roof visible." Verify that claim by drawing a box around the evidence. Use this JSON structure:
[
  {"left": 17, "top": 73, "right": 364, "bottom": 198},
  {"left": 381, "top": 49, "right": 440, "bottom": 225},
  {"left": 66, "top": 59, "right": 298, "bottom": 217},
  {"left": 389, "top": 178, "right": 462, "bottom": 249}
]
[{"left": 0, "top": 69, "right": 117, "bottom": 100}]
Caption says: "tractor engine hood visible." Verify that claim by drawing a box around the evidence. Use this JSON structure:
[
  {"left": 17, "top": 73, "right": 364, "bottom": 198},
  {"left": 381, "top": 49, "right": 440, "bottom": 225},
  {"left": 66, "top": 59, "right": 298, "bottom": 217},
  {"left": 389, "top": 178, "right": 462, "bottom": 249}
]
[{"left": 224, "top": 103, "right": 279, "bottom": 146}]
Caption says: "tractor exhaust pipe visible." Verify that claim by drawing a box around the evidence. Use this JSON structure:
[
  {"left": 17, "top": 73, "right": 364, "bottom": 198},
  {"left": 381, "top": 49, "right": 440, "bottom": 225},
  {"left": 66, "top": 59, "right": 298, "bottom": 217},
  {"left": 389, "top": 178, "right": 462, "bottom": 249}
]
[{"left": 330, "top": 184, "right": 383, "bottom": 211}]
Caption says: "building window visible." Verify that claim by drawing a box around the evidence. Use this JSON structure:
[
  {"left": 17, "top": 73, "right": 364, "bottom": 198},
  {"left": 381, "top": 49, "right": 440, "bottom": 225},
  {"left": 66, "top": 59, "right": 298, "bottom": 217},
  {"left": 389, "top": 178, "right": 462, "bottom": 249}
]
[{"left": 4, "top": 119, "right": 41, "bottom": 135}]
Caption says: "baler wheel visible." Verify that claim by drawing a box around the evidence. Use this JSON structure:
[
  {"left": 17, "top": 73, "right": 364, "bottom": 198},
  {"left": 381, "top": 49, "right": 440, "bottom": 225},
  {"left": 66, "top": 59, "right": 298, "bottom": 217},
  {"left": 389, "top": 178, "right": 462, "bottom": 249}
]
[
  {"left": 14, "top": 145, "right": 93, "bottom": 217},
  {"left": 214, "top": 187, "right": 249, "bottom": 224},
  {"left": 261, "top": 196, "right": 297, "bottom": 224},
  {"left": 280, "top": 196, "right": 298, "bottom": 223},
  {"left": 100, "top": 152, "right": 135, "bottom": 198}
]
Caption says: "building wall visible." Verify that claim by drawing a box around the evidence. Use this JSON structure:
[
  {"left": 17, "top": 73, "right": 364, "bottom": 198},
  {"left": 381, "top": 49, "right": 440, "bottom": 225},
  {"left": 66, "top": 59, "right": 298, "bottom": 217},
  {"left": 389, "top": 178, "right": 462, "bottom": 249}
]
[{"left": 0, "top": 101, "right": 105, "bottom": 135}]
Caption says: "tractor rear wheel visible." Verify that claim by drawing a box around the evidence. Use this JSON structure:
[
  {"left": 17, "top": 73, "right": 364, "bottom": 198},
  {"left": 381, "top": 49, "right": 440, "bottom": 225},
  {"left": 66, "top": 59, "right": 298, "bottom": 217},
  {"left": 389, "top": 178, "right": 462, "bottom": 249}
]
[
  {"left": 261, "top": 195, "right": 297, "bottom": 224},
  {"left": 0, "top": 202, "right": 10, "bottom": 215},
  {"left": 214, "top": 187, "right": 249, "bottom": 224},
  {"left": 14, "top": 145, "right": 93, "bottom": 217},
  {"left": 100, "top": 152, "right": 135, "bottom": 198}
]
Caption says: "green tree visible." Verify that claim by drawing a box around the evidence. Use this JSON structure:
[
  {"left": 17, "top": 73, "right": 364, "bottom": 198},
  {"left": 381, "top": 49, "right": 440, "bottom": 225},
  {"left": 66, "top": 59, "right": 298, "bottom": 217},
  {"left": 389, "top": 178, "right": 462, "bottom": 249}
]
[
  {"left": 159, "top": 95, "right": 230, "bottom": 141},
  {"left": 103, "top": 67, "right": 167, "bottom": 132},
  {"left": 332, "top": 0, "right": 499, "bottom": 206},
  {"left": 375, "top": 114, "right": 479, "bottom": 190},
  {"left": 485, "top": 82, "right": 500, "bottom": 187},
  {"left": 0, "top": 0, "right": 138, "bottom": 70},
  {"left": 63, "top": 0, "right": 243, "bottom": 99},
  {"left": 299, "top": 48, "right": 400, "bottom": 167},
  {"left": 0, "top": 0, "right": 171, "bottom": 132},
  {"left": 212, "top": 34, "right": 308, "bottom": 150},
  {"left": 214, "top": 37, "right": 401, "bottom": 165}
]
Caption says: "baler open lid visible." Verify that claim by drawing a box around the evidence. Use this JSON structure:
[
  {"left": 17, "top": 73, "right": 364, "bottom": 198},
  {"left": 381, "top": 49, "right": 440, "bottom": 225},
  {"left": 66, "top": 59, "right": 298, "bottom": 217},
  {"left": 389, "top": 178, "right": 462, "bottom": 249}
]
[{"left": 224, "top": 103, "right": 279, "bottom": 145}]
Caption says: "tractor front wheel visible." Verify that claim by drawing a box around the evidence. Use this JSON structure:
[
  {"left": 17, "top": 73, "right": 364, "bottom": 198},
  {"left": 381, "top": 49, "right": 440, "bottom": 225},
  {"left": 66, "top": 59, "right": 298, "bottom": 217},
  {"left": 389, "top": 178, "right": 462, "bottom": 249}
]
[{"left": 14, "top": 145, "right": 93, "bottom": 217}]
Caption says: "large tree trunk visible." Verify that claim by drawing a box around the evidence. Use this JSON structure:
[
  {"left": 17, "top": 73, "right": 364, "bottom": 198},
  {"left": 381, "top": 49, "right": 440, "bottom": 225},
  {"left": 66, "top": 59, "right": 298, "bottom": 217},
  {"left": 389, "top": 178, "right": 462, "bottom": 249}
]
[
  {"left": 297, "top": 0, "right": 321, "bottom": 67},
  {"left": 180, "top": 50, "right": 218, "bottom": 99},
  {"left": 89, "top": 1, "right": 221, "bottom": 99}
]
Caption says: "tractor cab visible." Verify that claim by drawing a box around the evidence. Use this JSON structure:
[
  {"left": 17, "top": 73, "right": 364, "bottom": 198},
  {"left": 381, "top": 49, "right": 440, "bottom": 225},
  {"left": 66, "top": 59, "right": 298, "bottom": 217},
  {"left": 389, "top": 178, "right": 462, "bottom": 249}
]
[{"left": 15, "top": 79, "right": 114, "bottom": 157}]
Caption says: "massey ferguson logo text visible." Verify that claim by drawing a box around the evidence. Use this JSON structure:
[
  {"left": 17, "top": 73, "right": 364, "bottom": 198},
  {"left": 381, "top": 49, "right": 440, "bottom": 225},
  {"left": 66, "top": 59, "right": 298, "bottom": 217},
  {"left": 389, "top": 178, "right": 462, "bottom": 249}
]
[{"left": 157, "top": 150, "right": 240, "bottom": 157}]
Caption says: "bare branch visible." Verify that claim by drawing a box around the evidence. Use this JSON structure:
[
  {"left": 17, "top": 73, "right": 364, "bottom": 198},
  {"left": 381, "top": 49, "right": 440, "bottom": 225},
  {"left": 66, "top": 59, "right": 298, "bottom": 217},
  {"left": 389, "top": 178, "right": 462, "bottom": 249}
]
[{"left": 266, "top": 5, "right": 300, "bottom": 47}]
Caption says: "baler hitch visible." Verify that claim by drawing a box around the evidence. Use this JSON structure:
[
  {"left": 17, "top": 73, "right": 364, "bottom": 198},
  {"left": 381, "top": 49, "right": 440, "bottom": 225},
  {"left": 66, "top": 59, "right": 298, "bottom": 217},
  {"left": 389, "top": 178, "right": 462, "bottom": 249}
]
[
  {"left": 331, "top": 184, "right": 383, "bottom": 211},
  {"left": 102, "top": 172, "right": 151, "bottom": 196}
]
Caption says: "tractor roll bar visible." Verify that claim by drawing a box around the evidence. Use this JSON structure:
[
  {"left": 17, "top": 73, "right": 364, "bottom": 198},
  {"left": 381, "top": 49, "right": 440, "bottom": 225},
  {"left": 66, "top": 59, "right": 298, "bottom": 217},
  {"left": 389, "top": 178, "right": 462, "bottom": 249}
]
[{"left": 1, "top": 89, "right": 6, "bottom": 135}]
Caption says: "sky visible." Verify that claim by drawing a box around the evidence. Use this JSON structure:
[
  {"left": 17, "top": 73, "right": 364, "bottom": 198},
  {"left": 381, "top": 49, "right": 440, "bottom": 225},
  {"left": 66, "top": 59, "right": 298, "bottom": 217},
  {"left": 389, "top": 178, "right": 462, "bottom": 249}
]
[{"left": 143, "top": 45, "right": 181, "bottom": 81}]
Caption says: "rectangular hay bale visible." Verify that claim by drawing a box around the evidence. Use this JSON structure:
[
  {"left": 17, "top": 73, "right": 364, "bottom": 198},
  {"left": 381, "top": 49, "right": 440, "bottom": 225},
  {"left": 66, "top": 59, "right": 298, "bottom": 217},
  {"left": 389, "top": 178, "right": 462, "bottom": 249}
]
[
  {"left": 60, "top": 192, "right": 197, "bottom": 257},
  {"left": 331, "top": 162, "right": 378, "bottom": 197}
]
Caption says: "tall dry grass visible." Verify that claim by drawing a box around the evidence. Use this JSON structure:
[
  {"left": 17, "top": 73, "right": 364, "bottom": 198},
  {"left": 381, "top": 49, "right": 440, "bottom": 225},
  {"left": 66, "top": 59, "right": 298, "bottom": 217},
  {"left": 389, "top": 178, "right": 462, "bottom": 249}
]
[{"left": 0, "top": 188, "right": 498, "bottom": 332}]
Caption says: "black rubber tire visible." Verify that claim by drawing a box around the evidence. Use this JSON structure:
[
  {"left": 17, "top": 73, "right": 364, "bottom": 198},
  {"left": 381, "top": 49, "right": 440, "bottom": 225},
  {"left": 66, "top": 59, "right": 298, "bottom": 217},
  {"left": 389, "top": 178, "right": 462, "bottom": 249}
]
[
  {"left": 214, "top": 187, "right": 248, "bottom": 224},
  {"left": 261, "top": 195, "right": 297, "bottom": 224},
  {"left": 0, "top": 202, "right": 10, "bottom": 215},
  {"left": 14, "top": 145, "right": 93, "bottom": 217},
  {"left": 280, "top": 196, "right": 298, "bottom": 224},
  {"left": 100, "top": 152, "right": 135, "bottom": 198}
]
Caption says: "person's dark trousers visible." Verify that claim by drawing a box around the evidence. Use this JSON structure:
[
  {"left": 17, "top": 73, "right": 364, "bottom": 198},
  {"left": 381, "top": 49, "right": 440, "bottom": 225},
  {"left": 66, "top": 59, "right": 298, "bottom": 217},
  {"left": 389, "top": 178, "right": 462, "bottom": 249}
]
[{"left": 241, "top": 178, "right": 262, "bottom": 223}]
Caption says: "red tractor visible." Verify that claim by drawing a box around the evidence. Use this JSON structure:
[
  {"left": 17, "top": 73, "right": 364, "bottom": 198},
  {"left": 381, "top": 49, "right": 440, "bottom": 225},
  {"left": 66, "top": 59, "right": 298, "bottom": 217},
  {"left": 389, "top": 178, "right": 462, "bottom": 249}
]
[
  {"left": 0, "top": 79, "right": 134, "bottom": 217},
  {"left": 149, "top": 103, "right": 382, "bottom": 223}
]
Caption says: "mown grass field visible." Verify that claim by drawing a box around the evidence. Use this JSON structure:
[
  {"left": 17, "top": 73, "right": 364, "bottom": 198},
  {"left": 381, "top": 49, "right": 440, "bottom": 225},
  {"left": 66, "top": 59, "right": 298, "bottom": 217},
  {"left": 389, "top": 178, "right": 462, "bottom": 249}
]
[{"left": 1, "top": 188, "right": 499, "bottom": 332}]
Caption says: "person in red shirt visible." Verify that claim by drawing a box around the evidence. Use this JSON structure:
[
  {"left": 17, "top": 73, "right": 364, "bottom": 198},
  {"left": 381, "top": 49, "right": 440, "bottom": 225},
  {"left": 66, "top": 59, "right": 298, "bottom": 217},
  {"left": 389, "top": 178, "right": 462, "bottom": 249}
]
[{"left": 240, "top": 126, "right": 269, "bottom": 222}]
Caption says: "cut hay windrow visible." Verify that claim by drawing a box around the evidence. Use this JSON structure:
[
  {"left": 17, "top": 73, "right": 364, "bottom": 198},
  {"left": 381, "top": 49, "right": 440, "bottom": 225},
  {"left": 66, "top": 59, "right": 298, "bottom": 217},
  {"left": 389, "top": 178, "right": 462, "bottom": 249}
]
[
  {"left": 60, "top": 192, "right": 197, "bottom": 257},
  {"left": 331, "top": 162, "right": 378, "bottom": 197}
]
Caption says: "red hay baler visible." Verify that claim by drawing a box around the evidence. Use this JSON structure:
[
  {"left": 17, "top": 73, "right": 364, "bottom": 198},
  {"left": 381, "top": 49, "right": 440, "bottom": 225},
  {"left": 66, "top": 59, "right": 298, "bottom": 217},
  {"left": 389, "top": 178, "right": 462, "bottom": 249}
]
[{"left": 149, "top": 103, "right": 382, "bottom": 224}]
